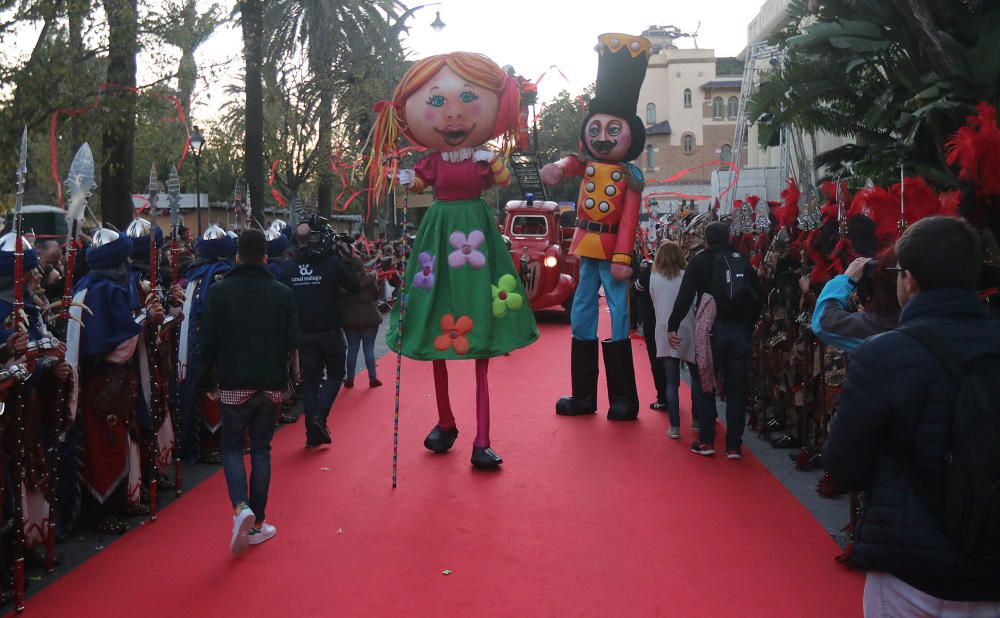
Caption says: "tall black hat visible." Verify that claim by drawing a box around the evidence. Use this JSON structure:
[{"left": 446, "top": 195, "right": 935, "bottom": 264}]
[
  {"left": 589, "top": 33, "right": 652, "bottom": 119},
  {"left": 582, "top": 34, "right": 652, "bottom": 162}
]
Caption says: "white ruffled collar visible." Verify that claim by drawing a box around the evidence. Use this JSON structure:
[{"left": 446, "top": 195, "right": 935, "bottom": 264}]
[{"left": 440, "top": 147, "right": 477, "bottom": 163}]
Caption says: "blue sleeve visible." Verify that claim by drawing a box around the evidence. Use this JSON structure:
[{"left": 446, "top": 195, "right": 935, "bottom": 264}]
[{"left": 811, "top": 275, "right": 861, "bottom": 352}]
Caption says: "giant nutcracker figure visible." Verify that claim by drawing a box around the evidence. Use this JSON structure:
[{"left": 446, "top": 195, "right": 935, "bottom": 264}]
[{"left": 541, "top": 33, "right": 651, "bottom": 421}]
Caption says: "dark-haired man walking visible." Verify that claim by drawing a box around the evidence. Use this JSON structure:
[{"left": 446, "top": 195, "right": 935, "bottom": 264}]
[
  {"left": 198, "top": 229, "right": 298, "bottom": 557},
  {"left": 668, "top": 222, "right": 762, "bottom": 459}
]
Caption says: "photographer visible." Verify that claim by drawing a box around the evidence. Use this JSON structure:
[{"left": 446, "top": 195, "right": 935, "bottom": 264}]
[
  {"left": 810, "top": 252, "right": 900, "bottom": 353},
  {"left": 280, "top": 218, "right": 360, "bottom": 449}
]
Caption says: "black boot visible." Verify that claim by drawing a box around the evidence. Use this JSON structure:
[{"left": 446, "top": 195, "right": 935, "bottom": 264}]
[
  {"left": 423, "top": 426, "right": 459, "bottom": 453},
  {"left": 555, "top": 338, "right": 599, "bottom": 416},
  {"left": 603, "top": 339, "right": 639, "bottom": 421},
  {"left": 471, "top": 446, "right": 503, "bottom": 469}
]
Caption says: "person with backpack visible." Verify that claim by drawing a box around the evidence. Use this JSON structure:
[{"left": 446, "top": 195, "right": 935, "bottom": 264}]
[
  {"left": 824, "top": 216, "right": 1000, "bottom": 614},
  {"left": 667, "top": 221, "right": 762, "bottom": 459}
]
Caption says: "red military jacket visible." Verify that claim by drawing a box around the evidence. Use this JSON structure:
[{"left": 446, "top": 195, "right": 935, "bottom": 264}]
[{"left": 558, "top": 155, "right": 643, "bottom": 266}]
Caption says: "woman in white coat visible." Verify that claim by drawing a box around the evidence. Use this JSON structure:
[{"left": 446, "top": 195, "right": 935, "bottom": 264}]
[{"left": 649, "top": 241, "right": 702, "bottom": 438}]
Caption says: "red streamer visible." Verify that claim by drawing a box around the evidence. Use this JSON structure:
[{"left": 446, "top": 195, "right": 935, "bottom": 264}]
[{"left": 50, "top": 83, "right": 190, "bottom": 209}]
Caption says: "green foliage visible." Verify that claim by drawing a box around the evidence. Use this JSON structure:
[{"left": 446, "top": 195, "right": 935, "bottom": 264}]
[{"left": 748, "top": 0, "right": 1000, "bottom": 186}]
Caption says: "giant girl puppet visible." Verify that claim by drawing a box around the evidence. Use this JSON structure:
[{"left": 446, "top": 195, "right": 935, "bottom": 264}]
[
  {"left": 541, "top": 34, "right": 651, "bottom": 421},
  {"left": 369, "top": 52, "right": 539, "bottom": 469}
]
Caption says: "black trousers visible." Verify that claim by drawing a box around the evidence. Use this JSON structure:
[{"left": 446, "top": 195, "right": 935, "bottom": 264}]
[
  {"left": 642, "top": 318, "right": 667, "bottom": 405},
  {"left": 298, "top": 329, "right": 347, "bottom": 426}
]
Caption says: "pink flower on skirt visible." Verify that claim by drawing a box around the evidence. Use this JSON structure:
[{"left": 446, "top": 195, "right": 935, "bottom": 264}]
[
  {"left": 413, "top": 252, "right": 435, "bottom": 289},
  {"left": 447, "top": 230, "right": 486, "bottom": 269}
]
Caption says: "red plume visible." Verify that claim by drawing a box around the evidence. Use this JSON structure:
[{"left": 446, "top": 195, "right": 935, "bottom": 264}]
[
  {"left": 939, "top": 190, "right": 962, "bottom": 217},
  {"left": 946, "top": 103, "right": 1000, "bottom": 197},
  {"left": 890, "top": 176, "right": 940, "bottom": 225},
  {"left": 850, "top": 184, "right": 898, "bottom": 243},
  {"left": 774, "top": 178, "right": 800, "bottom": 227}
]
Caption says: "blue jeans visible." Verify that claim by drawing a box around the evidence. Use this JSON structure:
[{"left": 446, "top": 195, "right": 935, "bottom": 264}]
[
  {"left": 664, "top": 358, "right": 705, "bottom": 429},
  {"left": 299, "top": 329, "right": 347, "bottom": 425},
  {"left": 220, "top": 393, "right": 278, "bottom": 522},
  {"left": 571, "top": 257, "right": 629, "bottom": 341},
  {"left": 695, "top": 320, "right": 752, "bottom": 450},
  {"left": 345, "top": 326, "right": 378, "bottom": 381}
]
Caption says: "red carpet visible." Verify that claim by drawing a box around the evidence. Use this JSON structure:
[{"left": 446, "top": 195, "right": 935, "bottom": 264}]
[{"left": 18, "top": 310, "right": 863, "bottom": 617}]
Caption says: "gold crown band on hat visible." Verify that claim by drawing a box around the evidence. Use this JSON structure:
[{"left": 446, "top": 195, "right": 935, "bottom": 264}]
[{"left": 597, "top": 33, "right": 652, "bottom": 59}]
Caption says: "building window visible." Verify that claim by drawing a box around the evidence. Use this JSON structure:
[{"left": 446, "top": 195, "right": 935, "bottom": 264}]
[
  {"left": 683, "top": 89, "right": 692, "bottom": 108},
  {"left": 728, "top": 96, "right": 739, "bottom": 119},
  {"left": 683, "top": 133, "right": 694, "bottom": 154},
  {"left": 646, "top": 145, "right": 655, "bottom": 169},
  {"left": 720, "top": 144, "right": 733, "bottom": 163},
  {"left": 646, "top": 102, "right": 656, "bottom": 124},
  {"left": 712, "top": 97, "right": 724, "bottom": 119}
]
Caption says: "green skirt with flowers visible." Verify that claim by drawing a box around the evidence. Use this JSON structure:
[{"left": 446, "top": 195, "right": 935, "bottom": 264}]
[{"left": 387, "top": 198, "right": 539, "bottom": 360}]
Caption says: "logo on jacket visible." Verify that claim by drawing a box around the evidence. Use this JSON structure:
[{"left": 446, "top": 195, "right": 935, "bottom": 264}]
[{"left": 299, "top": 264, "right": 313, "bottom": 277}]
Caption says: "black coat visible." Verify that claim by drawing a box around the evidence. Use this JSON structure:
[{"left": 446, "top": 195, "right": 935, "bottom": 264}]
[
  {"left": 197, "top": 264, "right": 298, "bottom": 391},
  {"left": 823, "top": 288, "right": 1000, "bottom": 601},
  {"left": 279, "top": 253, "right": 360, "bottom": 335},
  {"left": 667, "top": 242, "right": 762, "bottom": 331}
]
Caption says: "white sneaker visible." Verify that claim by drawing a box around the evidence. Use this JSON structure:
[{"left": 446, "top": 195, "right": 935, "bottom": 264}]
[
  {"left": 666, "top": 426, "right": 680, "bottom": 439},
  {"left": 249, "top": 522, "right": 277, "bottom": 545},
  {"left": 230, "top": 505, "right": 255, "bottom": 557}
]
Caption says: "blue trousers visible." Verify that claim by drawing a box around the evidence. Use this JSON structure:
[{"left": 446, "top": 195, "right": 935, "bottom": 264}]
[
  {"left": 220, "top": 392, "right": 278, "bottom": 523},
  {"left": 571, "top": 257, "right": 629, "bottom": 341},
  {"left": 345, "top": 326, "right": 378, "bottom": 381}
]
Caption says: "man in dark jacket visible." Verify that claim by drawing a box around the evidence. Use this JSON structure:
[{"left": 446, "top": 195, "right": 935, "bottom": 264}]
[
  {"left": 197, "top": 229, "right": 298, "bottom": 556},
  {"left": 668, "top": 222, "right": 762, "bottom": 459},
  {"left": 824, "top": 216, "right": 1000, "bottom": 613},
  {"left": 280, "top": 222, "right": 360, "bottom": 448}
]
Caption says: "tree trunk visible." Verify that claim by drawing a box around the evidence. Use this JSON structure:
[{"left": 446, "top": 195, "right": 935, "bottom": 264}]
[
  {"left": 316, "top": 91, "right": 333, "bottom": 217},
  {"left": 100, "top": 0, "right": 138, "bottom": 229},
  {"left": 241, "top": 0, "right": 267, "bottom": 225}
]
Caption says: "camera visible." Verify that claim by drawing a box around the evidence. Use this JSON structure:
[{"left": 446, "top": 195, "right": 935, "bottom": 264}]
[{"left": 295, "top": 214, "right": 337, "bottom": 260}]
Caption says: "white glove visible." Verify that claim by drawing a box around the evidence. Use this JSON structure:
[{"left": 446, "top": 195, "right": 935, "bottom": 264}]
[
  {"left": 473, "top": 150, "right": 494, "bottom": 163},
  {"left": 397, "top": 168, "right": 415, "bottom": 187}
]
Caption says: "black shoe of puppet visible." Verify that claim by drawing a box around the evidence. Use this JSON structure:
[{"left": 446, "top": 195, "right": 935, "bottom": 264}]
[
  {"left": 555, "top": 338, "right": 599, "bottom": 416},
  {"left": 603, "top": 338, "right": 640, "bottom": 421},
  {"left": 423, "top": 426, "right": 459, "bottom": 453},
  {"left": 471, "top": 446, "right": 503, "bottom": 469}
]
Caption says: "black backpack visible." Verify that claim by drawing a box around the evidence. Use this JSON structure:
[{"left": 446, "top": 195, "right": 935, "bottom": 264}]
[
  {"left": 710, "top": 250, "right": 758, "bottom": 312},
  {"left": 898, "top": 325, "right": 1000, "bottom": 560}
]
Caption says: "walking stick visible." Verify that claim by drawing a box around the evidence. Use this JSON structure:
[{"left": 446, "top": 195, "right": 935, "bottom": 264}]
[{"left": 392, "top": 169, "right": 410, "bottom": 489}]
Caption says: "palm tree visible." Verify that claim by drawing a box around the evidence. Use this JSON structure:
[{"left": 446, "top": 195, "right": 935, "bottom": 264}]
[
  {"left": 263, "top": 0, "right": 403, "bottom": 216},
  {"left": 239, "top": 0, "right": 267, "bottom": 223},
  {"left": 101, "top": 0, "right": 139, "bottom": 228},
  {"left": 148, "top": 0, "right": 224, "bottom": 116},
  {"left": 748, "top": 0, "right": 1000, "bottom": 186}
]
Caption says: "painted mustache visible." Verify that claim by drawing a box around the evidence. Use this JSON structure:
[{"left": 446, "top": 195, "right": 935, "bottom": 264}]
[{"left": 590, "top": 139, "right": 617, "bottom": 154}]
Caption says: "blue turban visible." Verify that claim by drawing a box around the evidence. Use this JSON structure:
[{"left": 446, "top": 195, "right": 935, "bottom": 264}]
[
  {"left": 129, "top": 226, "right": 165, "bottom": 261},
  {"left": 86, "top": 235, "right": 133, "bottom": 270},
  {"left": 0, "top": 248, "right": 39, "bottom": 277},
  {"left": 196, "top": 236, "right": 236, "bottom": 260},
  {"left": 266, "top": 234, "right": 288, "bottom": 258}
]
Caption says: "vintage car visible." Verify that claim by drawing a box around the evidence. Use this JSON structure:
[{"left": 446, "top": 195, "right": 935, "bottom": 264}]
[{"left": 503, "top": 197, "right": 579, "bottom": 316}]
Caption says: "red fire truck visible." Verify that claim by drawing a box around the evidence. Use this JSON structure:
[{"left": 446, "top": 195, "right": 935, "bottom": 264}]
[{"left": 503, "top": 197, "right": 579, "bottom": 316}]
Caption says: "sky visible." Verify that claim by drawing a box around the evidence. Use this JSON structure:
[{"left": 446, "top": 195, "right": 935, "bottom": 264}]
[
  {"left": 179, "top": 0, "right": 769, "bottom": 121},
  {"left": 7, "top": 0, "right": 769, "bottom": 121}
]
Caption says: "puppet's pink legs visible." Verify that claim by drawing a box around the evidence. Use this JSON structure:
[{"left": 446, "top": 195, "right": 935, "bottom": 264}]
[
  {"left": 474, "top": 358, "right": 490, "bottom": 448},
  {"left": 431, "top": 359, "right": 491, "bottom": 448},
  {"left": 432, "top": 360, "right": 456, "bottom": 429}
]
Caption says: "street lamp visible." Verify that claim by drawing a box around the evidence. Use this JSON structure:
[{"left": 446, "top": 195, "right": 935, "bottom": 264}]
[
  {"left": 189, "top": 126, "right": 206, "bottom": 236},
  {"left": 430, "top": 10, "right": 445, "bottom": 32}
]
